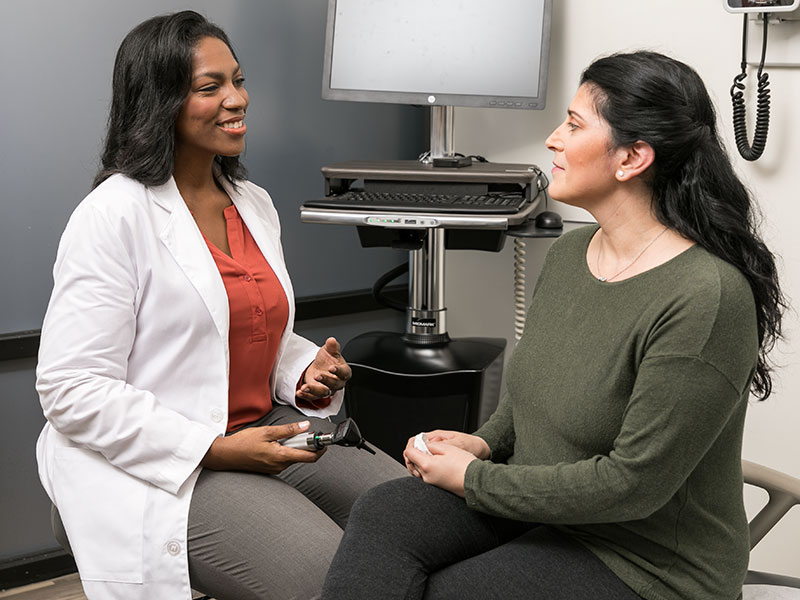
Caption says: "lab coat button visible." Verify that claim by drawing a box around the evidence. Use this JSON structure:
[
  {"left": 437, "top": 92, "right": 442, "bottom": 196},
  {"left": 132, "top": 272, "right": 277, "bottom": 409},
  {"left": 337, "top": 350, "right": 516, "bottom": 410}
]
[
  {"left": 166, "top": 540, "right": 181, "bottom": 556},
  {"left": 211, "top": 408, "right": 224, "bottom": 423}
]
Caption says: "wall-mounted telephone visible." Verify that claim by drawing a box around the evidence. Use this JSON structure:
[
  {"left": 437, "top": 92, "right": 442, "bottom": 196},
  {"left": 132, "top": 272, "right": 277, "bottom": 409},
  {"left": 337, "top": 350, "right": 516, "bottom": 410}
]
[
  {"left": 724, "top": 0, "right": 798, "bottom": 160},
  {"left": 725, "top": 0, "right": 799, "bottom": 14}
]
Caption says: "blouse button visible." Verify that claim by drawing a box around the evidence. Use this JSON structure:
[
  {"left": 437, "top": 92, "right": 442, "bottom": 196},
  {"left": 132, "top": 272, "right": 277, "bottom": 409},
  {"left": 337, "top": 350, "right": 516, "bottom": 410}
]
[
  {"left": 166, "top": 540, "right": 181, "bottom": 556},
  {"left": 255, "top": 307, "right": 263, "bottom": 316},
  {"left": 211, "top": 408, "right": 224, "bottom": 423},
  {"left": 243, "top": 274, "right": 252, "bottom": 282}
]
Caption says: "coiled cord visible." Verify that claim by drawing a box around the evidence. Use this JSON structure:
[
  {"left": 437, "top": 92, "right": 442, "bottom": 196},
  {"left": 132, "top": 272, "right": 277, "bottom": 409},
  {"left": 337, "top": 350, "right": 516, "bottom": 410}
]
[
  {"left": 513, "top": 237, "right": 527, "bottom": 341},
  {"left": 730, "top": 13, "right": 770, "bottom": 161}
]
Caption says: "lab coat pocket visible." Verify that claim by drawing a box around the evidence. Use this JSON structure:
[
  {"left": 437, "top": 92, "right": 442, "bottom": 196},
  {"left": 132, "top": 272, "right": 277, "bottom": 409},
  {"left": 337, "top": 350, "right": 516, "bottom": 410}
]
[{"left": 54, "top": 446, "right": 146, "bottom": 583}]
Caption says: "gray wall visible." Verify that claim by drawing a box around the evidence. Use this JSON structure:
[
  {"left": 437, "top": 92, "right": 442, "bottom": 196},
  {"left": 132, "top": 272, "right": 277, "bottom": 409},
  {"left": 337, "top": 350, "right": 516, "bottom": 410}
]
[{"left": 0, "top": 0, "right": 419, "bottom": 562}]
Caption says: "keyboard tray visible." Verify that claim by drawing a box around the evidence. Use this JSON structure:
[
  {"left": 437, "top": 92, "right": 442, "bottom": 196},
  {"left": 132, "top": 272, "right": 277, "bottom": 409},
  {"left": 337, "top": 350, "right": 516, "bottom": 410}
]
[{"left": 304, "top": 190, "right": 528, "bottom": 214}]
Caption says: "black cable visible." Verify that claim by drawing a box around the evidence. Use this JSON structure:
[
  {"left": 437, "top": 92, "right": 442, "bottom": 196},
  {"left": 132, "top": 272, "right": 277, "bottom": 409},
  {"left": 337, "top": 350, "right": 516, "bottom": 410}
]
[
  {"left": 730, "top": 13, "right": 771, "bottom": 161},
  {"left": 372, "top": 263, "right": 409, "bottom": 312}
]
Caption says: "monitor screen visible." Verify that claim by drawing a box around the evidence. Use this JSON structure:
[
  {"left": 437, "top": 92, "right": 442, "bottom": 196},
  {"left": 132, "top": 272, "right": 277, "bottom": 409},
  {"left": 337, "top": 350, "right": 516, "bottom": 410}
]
[{"left": 322, "top": 0, "right": 552, "bottom": 110}]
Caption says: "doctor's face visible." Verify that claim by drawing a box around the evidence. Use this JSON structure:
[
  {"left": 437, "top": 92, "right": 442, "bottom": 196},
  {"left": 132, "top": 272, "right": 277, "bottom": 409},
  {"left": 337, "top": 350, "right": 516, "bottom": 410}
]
[
  {"left": 175, "top": 36, "right": 249, "bottom": 162},
  {"left": 544, "top": 84, "right": 621, "bottom": 209}
]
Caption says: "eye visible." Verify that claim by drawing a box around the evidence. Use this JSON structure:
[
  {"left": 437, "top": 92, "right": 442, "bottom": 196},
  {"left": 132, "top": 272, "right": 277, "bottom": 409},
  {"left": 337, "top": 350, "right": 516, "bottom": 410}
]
[
  {"left": 566, "top": 121, "right": 578, "bottom": 131},
  {"left": 198, "top": 84, "right": 219, "bottom": 93},
  {"left": 235, "top": 76, "right": 246, "bottom": 87}
]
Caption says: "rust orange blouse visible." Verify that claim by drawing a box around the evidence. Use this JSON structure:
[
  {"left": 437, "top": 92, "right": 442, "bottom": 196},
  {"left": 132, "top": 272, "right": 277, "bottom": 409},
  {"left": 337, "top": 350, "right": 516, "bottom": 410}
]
[{"left": 205, "top": 204, "right": 289, "bottom": 433}]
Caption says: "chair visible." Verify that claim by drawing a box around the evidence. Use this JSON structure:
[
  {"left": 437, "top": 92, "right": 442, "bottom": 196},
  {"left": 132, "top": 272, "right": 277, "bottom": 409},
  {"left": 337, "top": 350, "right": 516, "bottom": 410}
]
[{"left": 741, "top": 460, "right": 800, "bottom": 599}]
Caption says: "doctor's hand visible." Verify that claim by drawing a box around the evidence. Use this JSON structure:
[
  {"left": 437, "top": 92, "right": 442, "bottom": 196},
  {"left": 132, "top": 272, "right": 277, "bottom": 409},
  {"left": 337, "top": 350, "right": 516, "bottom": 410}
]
[
  {"left": 297, "top": 337, "right": 352, "bottom": 402},
  {"left": 403, "top": 441, "right": 479, "bottom": 498},
  {"left": 201, "top": 420, "right": 324, "bottom": 475}
]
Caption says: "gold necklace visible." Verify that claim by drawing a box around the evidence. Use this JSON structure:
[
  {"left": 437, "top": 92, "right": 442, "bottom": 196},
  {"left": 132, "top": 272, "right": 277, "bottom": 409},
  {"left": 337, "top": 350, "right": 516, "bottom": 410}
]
[{"left": 596, "top": 226, "right": 669, "bottom": 282}]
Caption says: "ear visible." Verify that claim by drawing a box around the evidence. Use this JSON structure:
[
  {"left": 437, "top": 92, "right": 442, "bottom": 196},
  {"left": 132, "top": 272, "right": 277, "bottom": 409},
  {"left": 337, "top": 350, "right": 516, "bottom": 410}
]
[{"left": 615, "top": 140, "right": 655, "bottom": 181}]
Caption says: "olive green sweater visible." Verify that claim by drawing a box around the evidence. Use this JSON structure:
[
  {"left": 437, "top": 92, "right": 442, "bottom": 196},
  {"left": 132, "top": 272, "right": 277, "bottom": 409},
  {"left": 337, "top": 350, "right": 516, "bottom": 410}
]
[{"left": 465, "top": 226, "right": 758, "bottom": 600}]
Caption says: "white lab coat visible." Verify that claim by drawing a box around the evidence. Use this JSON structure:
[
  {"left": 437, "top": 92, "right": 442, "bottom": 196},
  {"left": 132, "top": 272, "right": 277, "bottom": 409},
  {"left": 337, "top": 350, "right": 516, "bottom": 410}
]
[{"left": 35, "top": 173, "right": 342, "bottom": 599}]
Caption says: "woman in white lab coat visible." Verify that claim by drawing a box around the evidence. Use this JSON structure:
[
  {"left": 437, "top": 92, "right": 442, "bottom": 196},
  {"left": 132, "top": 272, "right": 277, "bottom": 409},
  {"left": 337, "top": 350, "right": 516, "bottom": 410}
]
[{"left": 35, "top": 11, "right": 406, "bottom": 600}]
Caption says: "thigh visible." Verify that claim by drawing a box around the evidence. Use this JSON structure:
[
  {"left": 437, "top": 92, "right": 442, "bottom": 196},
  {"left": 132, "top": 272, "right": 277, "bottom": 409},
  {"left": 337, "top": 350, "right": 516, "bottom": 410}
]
[
  {"left": 322, "top": 477, "right": 531, "bottom": 600},
  {"left": 187, "top": 468, "right": 343, "bottom": 600},
  {"left": 265, "top": 405, "right": 410, "bottom": 528},
  {"left": 424, "top": 526, "right": 642, "bottom": 600}
]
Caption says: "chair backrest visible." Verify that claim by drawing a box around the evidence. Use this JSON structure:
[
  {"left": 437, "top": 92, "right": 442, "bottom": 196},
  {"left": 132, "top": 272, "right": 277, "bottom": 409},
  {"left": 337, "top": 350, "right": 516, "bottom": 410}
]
[{"left": 741, "top": 460, "right": 800, "bottom": 596}]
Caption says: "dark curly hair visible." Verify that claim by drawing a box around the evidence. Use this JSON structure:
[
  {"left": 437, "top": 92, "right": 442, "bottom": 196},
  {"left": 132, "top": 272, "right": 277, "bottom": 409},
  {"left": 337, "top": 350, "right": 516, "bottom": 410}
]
[
  {"left": 581, "top": 51, "right": 784, "bottom": 400},
  {"left": 93, "top": 10, "right": 246, "bottom": 188}
]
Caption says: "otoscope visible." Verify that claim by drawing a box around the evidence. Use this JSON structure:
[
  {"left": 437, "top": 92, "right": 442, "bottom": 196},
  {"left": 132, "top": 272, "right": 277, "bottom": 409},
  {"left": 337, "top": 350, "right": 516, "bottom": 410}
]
[{"left": 280, "top": 417, "right": 376, "bottom": 454}]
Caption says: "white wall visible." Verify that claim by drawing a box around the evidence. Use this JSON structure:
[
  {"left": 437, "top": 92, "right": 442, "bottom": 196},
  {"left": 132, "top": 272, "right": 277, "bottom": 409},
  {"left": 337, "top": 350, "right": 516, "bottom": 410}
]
[{"left": 447, "top": 0, "right": 800, "bottom": 577}]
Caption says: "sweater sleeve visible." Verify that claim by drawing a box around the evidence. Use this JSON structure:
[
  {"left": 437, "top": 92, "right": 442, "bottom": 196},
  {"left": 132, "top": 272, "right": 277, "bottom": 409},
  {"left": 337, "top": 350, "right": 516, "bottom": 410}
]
[
  {"left": 464, "top": 355, "right": 746, "bottom": 523},
  {"left": 473, "top": 391, "right": 515, "bottom": 462}
]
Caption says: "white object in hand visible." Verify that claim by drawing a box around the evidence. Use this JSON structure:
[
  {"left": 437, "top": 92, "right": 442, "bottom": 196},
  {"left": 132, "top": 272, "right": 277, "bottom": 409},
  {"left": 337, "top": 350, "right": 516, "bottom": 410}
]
[{"left": 414, "top": 432, "right": 432, "bottom": 455}]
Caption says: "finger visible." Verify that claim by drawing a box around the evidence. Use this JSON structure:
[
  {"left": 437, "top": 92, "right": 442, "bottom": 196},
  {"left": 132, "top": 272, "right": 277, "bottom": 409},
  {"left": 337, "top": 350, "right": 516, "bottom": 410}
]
[
  {"left": 328, "top": 363, "right": 352, "bottom": 381},
  {"left": 262, "top": 420, "right": 310, "bottom": 442},
  {"left": 424, "top": 441, "right": 450, "bottom": 456},
  {"left": 282, "top": 445, "right": 326, "bottom": 462},
  {"left": 402, "top": 452, "right": 422, "bottom": 478},
  {"left": 323, "top": 337, "right": 341, "bottom": 357},
  {"left": 313, "top": 371, "right": 344, "bottom": 387},
  {"left": 298, "top": 381, "right": 332, "bottom": 398},
  {"left": 405, "top": 446, "right": 431, "bottom": 469}
]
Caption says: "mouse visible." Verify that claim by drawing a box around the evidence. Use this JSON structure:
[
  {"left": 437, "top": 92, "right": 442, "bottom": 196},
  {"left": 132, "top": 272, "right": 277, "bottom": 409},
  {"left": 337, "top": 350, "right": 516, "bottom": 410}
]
[{"left": 535, "top": 210, "right": 563, "bottom": 229}]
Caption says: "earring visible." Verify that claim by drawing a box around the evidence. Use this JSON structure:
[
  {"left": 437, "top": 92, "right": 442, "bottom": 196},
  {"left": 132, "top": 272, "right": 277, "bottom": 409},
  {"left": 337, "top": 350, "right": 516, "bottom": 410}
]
[{"left": 617, "top": 170, "right": 624, "bottom": 178}]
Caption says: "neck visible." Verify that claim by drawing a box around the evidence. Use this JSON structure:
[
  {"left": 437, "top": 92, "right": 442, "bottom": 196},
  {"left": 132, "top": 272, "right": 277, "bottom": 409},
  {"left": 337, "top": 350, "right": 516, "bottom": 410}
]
[
  {"left": 172, "top": 150, "right": 225, "bottom": 210},
  {"left": 173, "top": 147, "right": 218, "bottom": 190},
  {"left": 590, "top": 188, "right": 661, "bottom": 258}
]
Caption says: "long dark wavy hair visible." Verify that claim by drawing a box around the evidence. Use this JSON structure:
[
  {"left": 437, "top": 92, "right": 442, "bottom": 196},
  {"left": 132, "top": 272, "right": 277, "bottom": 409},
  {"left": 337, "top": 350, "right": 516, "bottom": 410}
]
[
  {"left": 582, "top": 51, "right": 784, "bottom": 400},
  {"left": 93, "top": 10, "right": 247, "bottom": 188}
]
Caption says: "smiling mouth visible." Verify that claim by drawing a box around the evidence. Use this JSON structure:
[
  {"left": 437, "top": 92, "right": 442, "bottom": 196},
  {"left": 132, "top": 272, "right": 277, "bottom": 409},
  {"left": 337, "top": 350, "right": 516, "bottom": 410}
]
[{"left": 219, "top": 120, "right": 244, "bottom": 130}]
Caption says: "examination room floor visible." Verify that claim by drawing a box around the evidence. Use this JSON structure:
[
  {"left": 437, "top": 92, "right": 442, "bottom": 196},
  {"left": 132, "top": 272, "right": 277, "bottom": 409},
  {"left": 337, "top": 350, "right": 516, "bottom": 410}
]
[{"left": 0, "top": 574, "right": 214, "bottom": 599}]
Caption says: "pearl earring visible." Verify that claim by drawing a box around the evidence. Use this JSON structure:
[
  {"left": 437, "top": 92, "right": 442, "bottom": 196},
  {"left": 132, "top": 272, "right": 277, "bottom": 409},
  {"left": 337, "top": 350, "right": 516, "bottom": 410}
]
[{"left": 617, "top": 170, "right": 624, "bottom": 178}]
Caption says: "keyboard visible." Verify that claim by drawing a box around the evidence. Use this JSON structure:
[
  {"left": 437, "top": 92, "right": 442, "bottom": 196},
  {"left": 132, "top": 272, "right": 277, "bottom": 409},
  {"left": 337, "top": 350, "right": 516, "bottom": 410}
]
[{"left": 304, "top": 190, "right": 529, "bottom": 214}]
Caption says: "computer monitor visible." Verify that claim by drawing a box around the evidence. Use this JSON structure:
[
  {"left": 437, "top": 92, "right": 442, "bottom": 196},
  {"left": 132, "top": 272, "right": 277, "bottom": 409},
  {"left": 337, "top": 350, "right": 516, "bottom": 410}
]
[{"left": 321, "top": 0, "right": 552, "bottom": 110}]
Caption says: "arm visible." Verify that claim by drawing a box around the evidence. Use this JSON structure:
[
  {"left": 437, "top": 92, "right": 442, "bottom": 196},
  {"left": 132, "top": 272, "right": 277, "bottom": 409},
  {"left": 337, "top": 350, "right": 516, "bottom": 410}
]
[
  {"left": 472, "top": 391, "right": 515, "bottom": 462},
  {"left": 464, "top": 356, "right": 745, "bottom": 523},
  {"left": 36, "top": 202, "right": 218, "bottom": 494}
]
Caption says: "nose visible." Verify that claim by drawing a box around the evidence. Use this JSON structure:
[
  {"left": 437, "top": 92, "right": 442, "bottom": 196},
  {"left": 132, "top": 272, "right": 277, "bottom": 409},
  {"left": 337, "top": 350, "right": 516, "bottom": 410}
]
[
  {"left": 545, "top": 124, "right": 562, "bottom": 152},
  {"left": 222, "top": 83, "right": 248, "bottom": 111}
]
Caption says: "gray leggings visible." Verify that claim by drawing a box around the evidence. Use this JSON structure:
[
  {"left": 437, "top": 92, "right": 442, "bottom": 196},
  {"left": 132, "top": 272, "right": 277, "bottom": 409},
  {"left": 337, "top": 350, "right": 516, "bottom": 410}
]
[
  {"left": 187, "top": 405, "right": 408, "bottom": 600},
  {"left": 322, "top": 477, "right": 643, "bottom": 600}
]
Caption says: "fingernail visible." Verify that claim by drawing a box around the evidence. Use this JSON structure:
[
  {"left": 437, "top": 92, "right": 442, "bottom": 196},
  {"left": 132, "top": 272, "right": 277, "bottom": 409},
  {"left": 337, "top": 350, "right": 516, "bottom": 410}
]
[{"left": 298, "top": 420, "right": 310, "bottom": 429}]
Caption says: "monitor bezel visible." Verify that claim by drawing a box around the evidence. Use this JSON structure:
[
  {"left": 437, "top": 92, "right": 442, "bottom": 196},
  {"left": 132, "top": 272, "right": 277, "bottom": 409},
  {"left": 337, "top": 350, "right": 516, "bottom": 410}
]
[{"left": 321, "top": 0, "right": 553, "bottom": 110}]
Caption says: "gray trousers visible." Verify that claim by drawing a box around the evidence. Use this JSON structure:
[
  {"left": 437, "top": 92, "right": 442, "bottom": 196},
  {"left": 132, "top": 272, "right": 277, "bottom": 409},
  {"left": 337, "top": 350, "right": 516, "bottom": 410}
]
[
  {"left": 322, "top": 477, "right": 643, "bottom": 600},
  {"left": 187, "top": 404, "right": 408, "bottom": 600}
]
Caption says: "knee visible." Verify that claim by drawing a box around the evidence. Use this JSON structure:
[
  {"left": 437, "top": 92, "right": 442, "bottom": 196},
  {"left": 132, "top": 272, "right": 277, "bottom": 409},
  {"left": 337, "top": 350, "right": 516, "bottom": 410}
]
[{"left": 346, "top": 477, "right": 445, "bottom": 543}]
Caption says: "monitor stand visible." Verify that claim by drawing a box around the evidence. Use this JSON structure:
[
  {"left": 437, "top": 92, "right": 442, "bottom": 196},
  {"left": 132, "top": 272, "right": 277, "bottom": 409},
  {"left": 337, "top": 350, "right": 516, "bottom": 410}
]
[{"left": 342, "top": 106, "right": 506, "bottom": 461}]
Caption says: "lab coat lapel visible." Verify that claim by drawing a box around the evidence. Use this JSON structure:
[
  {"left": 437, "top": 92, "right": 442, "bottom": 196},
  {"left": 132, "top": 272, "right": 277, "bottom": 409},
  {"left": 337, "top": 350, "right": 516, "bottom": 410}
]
[
  {"left": 150, "top": 179, "right": 230, "bottom": 360},
  {"left": 233, "top": 192, "right": 296, "bottom": 320}
]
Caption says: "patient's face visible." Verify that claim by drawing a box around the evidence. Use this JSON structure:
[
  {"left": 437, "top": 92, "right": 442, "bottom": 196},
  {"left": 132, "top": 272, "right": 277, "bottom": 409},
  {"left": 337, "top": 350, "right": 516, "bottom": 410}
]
[{"left": 544, "top": 84, "right": 621, "bottom": 210}]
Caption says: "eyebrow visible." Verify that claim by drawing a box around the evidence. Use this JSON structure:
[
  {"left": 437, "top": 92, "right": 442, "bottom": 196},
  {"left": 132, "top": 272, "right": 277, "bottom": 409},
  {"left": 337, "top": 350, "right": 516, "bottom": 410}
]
[
  {"left": 192, "top": 65, "right": 242, "bottom": 82},
  {"left": 567, "top": 109, "right": 585, "bottom": 123}
]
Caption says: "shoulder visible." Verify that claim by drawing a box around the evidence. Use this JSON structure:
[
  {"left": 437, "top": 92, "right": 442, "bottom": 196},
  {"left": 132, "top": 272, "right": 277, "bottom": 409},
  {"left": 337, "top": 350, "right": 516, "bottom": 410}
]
[
  {"left": 537, "top": 224, "right": 596, "bottom": 275},
  {"left": 72, "top": 174, "right": 150, "bottom": 221},
  {"left": 62, "top": 174, "right": 166, "bottom": 250},
  {"left": 647, "top": 247, "right": 758, "bottom": 389}
]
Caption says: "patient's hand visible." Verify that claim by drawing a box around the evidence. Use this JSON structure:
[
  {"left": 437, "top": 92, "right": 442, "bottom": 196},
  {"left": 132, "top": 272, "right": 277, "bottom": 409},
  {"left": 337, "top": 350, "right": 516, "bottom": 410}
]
[
  {"left": 421, "top": 430, "right": 491, "bottom": 460},
  {"left": 403, "top": 441, "right": 478, "bottom": 498}
]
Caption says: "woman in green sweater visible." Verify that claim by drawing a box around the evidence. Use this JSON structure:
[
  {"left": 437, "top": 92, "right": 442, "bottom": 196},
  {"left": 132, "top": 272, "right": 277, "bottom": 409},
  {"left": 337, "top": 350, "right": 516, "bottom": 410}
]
[{"left": 322, "top": 52, "right": 785, "bottom": 600}]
